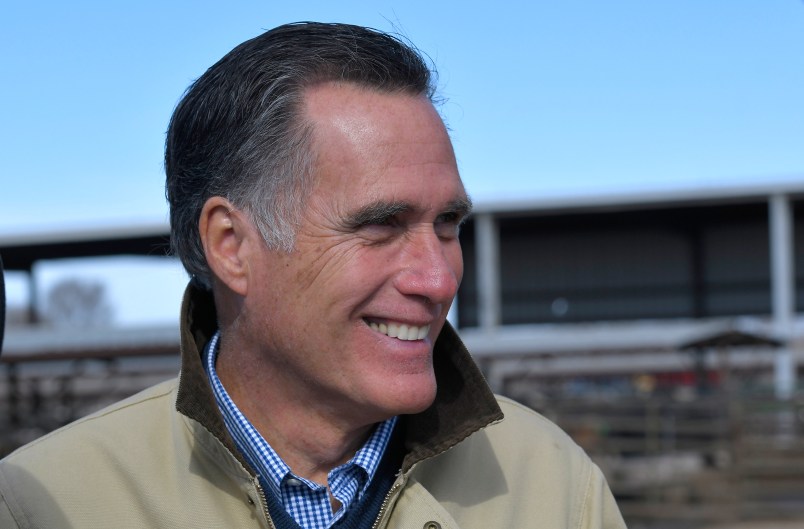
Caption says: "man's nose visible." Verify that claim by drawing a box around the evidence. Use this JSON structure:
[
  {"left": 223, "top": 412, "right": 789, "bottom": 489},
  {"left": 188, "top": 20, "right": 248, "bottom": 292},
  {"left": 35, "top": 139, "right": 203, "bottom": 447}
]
[{"left": 394, "top": 230, "right": 461, "bottom": 305}]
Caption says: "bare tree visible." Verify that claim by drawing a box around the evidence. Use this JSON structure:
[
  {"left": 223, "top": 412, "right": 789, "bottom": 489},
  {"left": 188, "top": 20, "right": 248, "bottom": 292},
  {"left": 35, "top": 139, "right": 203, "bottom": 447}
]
[{"left": 44, "top": 278, "right": 113, "bottom": 327}]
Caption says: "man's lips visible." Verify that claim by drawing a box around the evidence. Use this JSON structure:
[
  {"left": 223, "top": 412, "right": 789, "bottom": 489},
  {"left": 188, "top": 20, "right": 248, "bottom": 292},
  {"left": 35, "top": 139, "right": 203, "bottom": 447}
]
[{"left": 364, "top": 319, "right": 431, "bottom": 341}]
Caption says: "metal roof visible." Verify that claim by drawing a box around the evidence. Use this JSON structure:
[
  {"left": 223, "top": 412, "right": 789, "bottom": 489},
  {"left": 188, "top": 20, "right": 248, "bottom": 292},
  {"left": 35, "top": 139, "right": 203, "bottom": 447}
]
[
  {"left": 2, "top": 176, "right": 803, "bottom": 271},
  {"left": 0, "top": 222, "right": 170, "bottom": 271},
  {"left": 0, "top": 220, "right": 169, "bottom": 247},
  {"left": 1, "top": 324, "right": 180, "bottom": 362},
  {"left": 472, "top": 176, "right": 804, "bottom": 215}
]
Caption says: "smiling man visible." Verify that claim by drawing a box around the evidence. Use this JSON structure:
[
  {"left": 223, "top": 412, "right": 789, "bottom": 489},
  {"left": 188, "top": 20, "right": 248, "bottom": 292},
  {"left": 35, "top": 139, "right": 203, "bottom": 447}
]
[{"left": 0, "top": 23, "right": 625, "bottom": 528}]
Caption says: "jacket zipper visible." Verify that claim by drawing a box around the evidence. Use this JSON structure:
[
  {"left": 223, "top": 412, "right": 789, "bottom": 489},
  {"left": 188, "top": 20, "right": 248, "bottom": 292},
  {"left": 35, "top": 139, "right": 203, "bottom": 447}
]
[
  {"left": 370, "top": 481, "right": 401, "bottom": 529},
  {"left": 255, "top": 480, "right": 275, "bottom": 529}
]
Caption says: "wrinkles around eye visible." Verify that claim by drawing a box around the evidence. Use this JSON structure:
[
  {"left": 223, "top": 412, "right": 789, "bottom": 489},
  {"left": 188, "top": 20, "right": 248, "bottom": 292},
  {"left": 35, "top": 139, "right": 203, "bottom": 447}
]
[{"left": 356, "top": 223, "right": 402, "bottom": 244}]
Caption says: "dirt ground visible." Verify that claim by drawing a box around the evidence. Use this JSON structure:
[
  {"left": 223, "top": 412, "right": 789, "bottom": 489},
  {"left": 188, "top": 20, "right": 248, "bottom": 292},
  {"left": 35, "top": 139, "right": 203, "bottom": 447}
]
[{"left": 701, "top": 520, "right": 804, "bottom": 529}]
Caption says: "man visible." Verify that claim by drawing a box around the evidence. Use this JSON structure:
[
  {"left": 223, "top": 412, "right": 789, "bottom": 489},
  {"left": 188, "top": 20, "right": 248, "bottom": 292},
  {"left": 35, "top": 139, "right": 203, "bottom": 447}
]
[{"left": 0, "top": 22, "right": 625, "bottom": 528}]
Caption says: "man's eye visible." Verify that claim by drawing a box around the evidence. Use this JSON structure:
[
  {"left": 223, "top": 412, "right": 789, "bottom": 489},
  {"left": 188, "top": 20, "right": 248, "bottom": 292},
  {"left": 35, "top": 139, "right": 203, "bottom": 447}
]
[
  {"left": 435, "top": 212, "right": 464, "bottom": 239},
  {"left": 354, "top": 216, "right": 403, "bottom": 242},
  {"left": 360, "top": 215, "right": 400, "bottom": 229},
  {"left": 368, "top": 216, "right": 396, "bottom": 226},
  {"left": 437, "top": 212, "right": 460, "bottom": 224}
]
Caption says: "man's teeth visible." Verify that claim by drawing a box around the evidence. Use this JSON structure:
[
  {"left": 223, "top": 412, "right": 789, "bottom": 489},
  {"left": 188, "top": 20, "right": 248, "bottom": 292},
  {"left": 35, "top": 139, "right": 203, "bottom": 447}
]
[{"left": 369, "top": 321, "right": 430, "bottom": 341}]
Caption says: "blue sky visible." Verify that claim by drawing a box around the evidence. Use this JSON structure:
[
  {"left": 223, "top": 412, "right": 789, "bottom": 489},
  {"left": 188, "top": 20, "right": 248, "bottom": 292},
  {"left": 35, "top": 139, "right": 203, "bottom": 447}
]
[
  {"left": 3, "top": 1, "right": 803, "bottom": 237},
  {"left": 3, "top": 2, "right": 804, "bottom": 324}
]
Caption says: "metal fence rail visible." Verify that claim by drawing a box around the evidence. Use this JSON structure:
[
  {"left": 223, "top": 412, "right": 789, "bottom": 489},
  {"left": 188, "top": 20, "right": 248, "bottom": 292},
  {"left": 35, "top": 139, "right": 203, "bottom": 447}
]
[{"left": 524, "top": 394, "right": 804, "bottom": 528}]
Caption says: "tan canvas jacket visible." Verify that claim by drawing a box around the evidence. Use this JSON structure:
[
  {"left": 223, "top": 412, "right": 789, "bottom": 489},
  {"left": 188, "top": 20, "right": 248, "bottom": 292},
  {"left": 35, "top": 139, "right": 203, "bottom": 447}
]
[{"left": 0, "top": 284, "right": 626, "bottom": 529}]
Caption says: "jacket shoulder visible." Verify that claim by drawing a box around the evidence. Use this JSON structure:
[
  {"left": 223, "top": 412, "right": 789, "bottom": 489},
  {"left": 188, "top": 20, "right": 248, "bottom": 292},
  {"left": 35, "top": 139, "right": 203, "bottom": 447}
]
[
  {"left": 493, "top": 394, "right": 585, "bottom": 448},
  {"left": 2, "top": 378, "right": 178, "bottom": 465},
  {"left": 0, "top": 377, "right": 262, "bottom": 528},
  {"left": 0, "top": 380, "right": 179, "bottom": 525},
  {"left": 427, "top": 394, "right": 594, "bottom": 486},
  {"left": 409, "top": 395, "right": 626, "bottom": 529}
]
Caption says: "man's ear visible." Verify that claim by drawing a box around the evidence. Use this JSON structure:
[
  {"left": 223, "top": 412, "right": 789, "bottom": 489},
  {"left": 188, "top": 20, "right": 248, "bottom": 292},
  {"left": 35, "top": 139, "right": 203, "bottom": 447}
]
[{"left": 199, "top": 196, "right": 250, "bottom": 296}]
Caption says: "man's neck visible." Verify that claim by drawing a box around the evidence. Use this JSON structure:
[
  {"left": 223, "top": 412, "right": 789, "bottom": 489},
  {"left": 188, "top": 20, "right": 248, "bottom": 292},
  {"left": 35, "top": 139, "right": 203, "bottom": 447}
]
[{"left": 216, "top": 342, "right": 375, "bottom": 485}]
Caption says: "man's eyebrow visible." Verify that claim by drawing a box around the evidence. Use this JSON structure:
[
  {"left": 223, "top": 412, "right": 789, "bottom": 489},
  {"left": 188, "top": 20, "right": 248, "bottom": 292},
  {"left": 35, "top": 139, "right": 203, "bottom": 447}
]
[
  {"left": 344, "top": 196, "right": 473, "bottom": 227},
  {"left": 345, "top": 201, "right": 412, "bottom": 227},
  {"left": 445, "top": 197, "right": 473, "bottom": 219}
]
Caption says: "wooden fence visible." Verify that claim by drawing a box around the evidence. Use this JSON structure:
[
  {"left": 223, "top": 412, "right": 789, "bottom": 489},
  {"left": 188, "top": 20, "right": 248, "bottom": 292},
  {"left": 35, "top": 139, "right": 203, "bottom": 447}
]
[{"left": 524, "top": 393, "right": 804, "bottom": 527}]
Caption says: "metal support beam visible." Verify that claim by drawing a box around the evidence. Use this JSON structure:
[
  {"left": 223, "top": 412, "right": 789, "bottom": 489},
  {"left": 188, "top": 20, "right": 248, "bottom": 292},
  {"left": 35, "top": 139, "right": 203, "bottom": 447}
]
[
  {"left": 475, "top": 213, "right": 501, "bottom": 331},
  {"left": 769, "top": 194, "right": 796, "bottom": 399}
]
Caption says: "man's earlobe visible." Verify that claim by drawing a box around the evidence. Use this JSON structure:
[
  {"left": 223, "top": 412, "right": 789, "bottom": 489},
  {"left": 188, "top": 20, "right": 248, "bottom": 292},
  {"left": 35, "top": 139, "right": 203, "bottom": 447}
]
[{"left": 199, "top": 197, "right": 249, "bottom": 296}]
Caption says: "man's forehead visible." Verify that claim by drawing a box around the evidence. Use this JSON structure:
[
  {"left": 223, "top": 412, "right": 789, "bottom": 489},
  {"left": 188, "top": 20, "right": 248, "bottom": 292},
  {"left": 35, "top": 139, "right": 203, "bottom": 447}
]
[
  {"left": 302, "top": 83, "right": 445, "bottom": 142},
  {"left": 299, "top": 82, "right": 465, "bottom": 215}
]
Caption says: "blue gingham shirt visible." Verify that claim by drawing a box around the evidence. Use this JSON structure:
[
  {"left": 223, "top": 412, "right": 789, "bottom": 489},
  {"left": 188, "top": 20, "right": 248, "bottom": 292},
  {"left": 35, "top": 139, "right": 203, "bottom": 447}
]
[{"left": 204, "top": 332, "right": 397, "bottom": 529}]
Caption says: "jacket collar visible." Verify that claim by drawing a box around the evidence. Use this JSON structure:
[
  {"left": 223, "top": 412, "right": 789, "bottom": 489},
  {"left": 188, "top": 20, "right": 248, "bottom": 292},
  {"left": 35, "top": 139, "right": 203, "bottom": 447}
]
[{"left": 174, "top": 282, "right": 503, "bottom": 475}]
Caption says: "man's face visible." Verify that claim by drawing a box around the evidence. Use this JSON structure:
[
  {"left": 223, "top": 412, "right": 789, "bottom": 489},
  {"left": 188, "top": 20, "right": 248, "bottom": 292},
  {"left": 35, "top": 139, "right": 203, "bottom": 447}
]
[{"left": 238, "top": 83, "right": 468, "bottom": 426}]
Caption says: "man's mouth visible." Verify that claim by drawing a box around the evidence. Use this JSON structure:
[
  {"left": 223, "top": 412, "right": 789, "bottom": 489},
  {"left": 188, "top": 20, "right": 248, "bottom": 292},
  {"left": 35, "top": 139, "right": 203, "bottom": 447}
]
[{"left": 366, "top": 320, "right": 431, "bottom": 341}]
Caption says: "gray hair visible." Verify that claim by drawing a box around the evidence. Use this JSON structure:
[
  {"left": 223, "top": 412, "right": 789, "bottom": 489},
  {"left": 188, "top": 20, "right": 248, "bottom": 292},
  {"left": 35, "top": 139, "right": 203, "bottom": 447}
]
[{"left": 165, "top": 22, "right": 436, "bottom": 288}]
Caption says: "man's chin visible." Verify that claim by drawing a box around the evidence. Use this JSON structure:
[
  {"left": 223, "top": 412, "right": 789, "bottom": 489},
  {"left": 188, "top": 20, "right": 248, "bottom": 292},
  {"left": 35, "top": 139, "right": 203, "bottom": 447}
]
[{"left": 382, "top": 381, "right": 438, "bottom": 417}]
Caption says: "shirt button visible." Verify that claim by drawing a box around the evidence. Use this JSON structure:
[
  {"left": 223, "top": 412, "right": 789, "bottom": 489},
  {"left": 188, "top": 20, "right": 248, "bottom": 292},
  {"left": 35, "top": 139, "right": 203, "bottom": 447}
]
[
  {"left": 424, "top": 522, "right": 442, "bottom": 529},
  {"left": 286, "top": 477, "right": 303, "bottom": 487}
]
